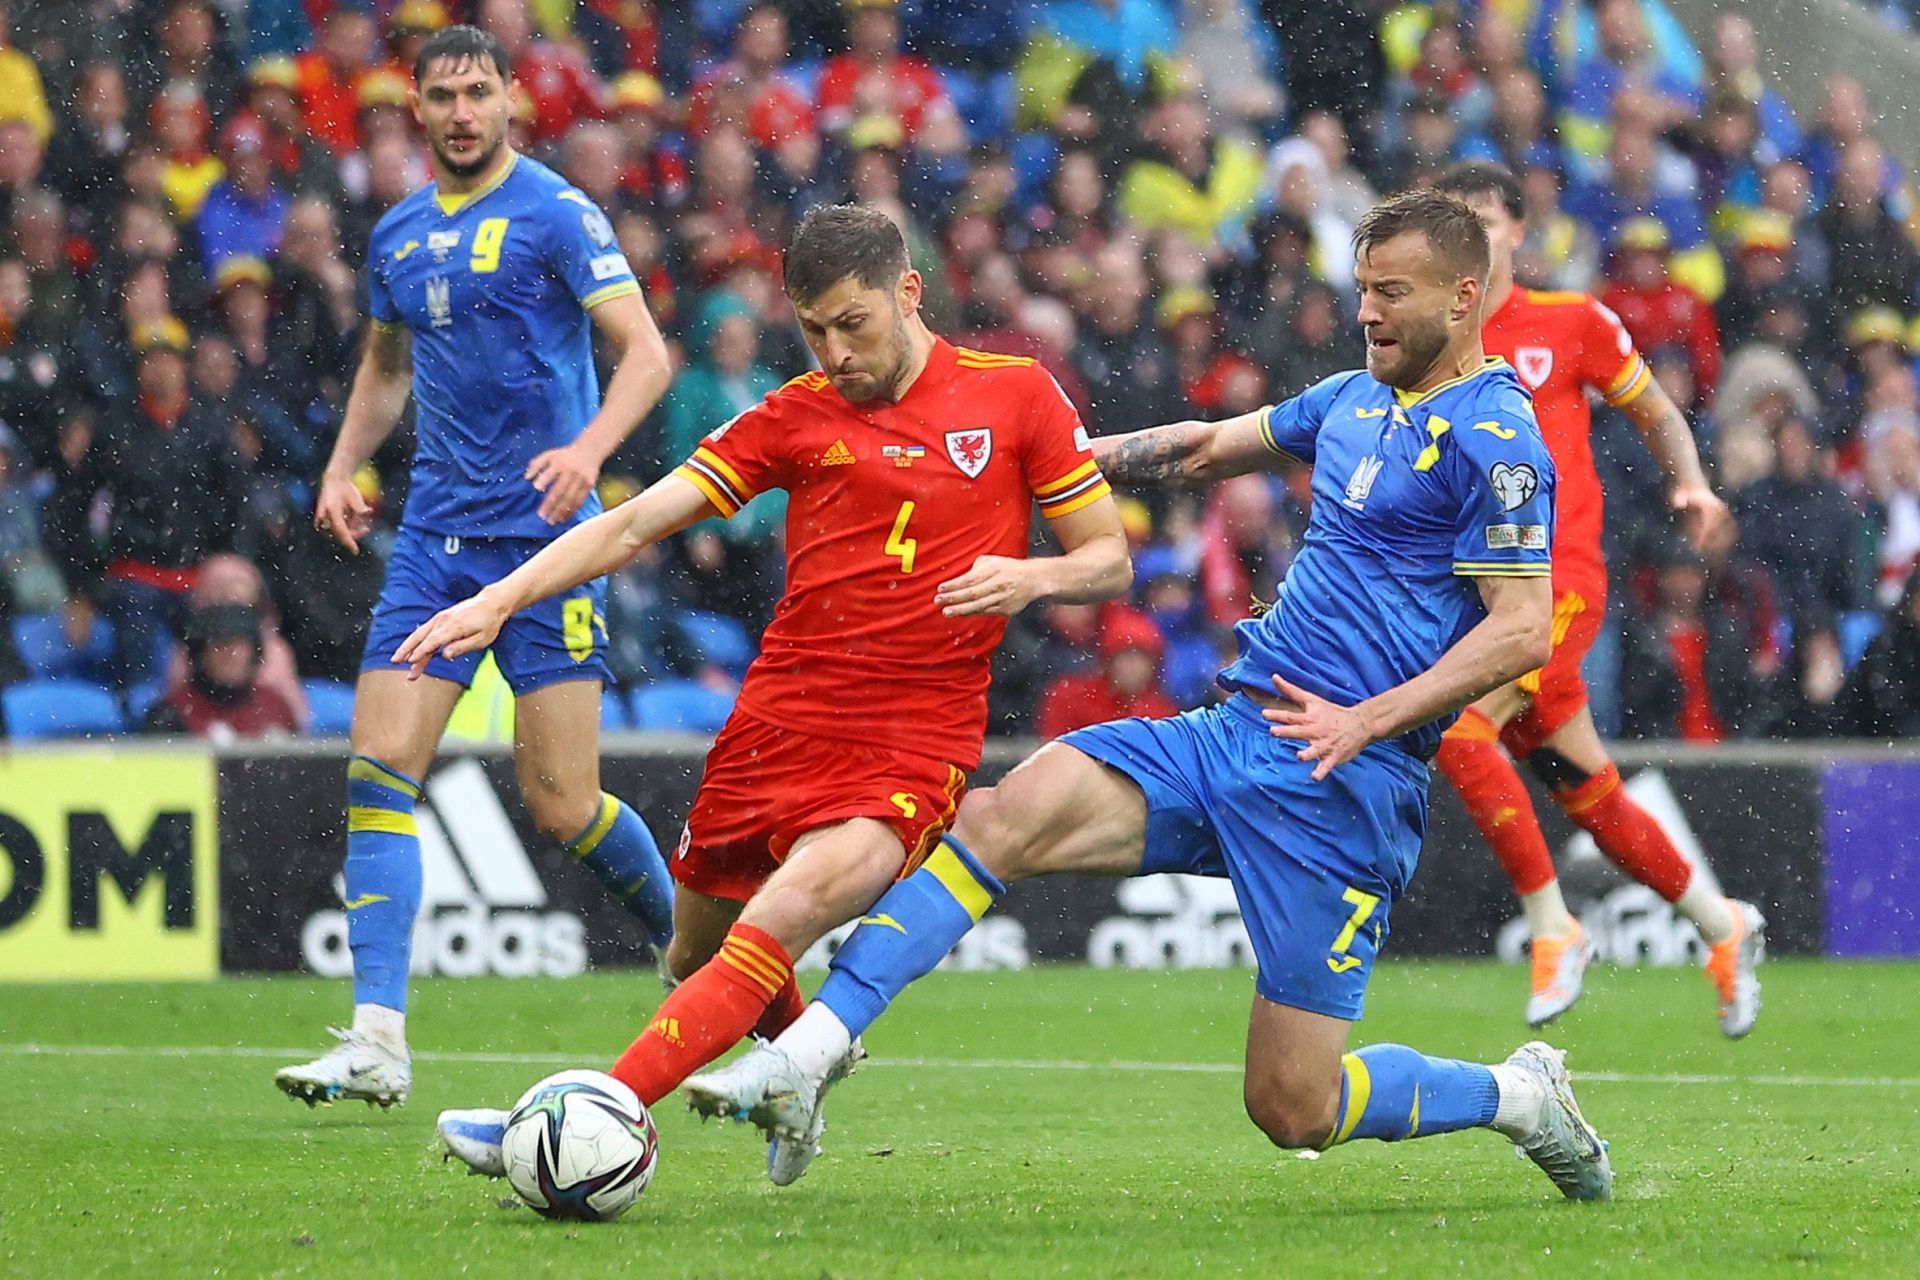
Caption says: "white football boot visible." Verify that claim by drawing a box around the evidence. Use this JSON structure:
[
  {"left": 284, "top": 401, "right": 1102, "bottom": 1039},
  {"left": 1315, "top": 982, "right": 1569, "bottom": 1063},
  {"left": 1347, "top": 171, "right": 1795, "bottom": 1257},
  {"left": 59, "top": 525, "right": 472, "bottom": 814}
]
[
  {"left": 1705, "top": 901, "right": 1766, "bottom": 1039},
  {"left": 274, "top": 1028, "right": 411, "bottom": 1108},
  {"left": 436, "top": 1107, "right": 510, "bottom": 1177},
  {"left": 685, "top": 1038, "right": 867, "bottom": 1186},
  {"left": 1503, "top": 1041, "right": 1613, "bottom": 1201}
]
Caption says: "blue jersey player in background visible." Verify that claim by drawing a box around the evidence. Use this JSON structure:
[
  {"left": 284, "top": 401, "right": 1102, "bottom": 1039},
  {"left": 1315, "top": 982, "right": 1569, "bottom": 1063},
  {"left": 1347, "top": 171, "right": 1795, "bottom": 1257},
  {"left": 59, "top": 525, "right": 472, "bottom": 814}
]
[
  {"left": 690, "top": 191, "right": 1614, "bottom": 1202},
  {"left": 277, "top": 25, "right": 676, "bottom": 1109}
]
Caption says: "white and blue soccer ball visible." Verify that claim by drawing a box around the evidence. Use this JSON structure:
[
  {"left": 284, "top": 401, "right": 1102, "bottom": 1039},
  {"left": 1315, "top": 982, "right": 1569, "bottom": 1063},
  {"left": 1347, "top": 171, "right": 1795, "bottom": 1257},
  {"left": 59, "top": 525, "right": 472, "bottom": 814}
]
[{"left": 502, "top": 1070, "right": 658, "bottom": 1222}]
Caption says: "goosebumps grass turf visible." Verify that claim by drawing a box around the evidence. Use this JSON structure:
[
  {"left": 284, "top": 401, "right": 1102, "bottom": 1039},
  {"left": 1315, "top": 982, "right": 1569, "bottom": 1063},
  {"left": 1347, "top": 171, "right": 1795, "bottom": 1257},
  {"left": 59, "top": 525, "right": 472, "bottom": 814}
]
[{"left": 2, "top": 960, "right": 1915, "bottom": 1278}]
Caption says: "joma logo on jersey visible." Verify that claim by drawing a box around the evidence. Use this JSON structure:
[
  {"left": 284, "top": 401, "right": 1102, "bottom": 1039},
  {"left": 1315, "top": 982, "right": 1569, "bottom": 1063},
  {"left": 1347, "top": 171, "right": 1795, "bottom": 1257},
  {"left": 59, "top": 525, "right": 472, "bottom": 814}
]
[
  {"left": 426, "top": 275, "right": 452, "bottom": 329},
  {"left": 392, "top": 239, "right": 420, "bottom": 261},
  {"left": 1343, "top": 455, "right": 1384, "bottom": 510}
]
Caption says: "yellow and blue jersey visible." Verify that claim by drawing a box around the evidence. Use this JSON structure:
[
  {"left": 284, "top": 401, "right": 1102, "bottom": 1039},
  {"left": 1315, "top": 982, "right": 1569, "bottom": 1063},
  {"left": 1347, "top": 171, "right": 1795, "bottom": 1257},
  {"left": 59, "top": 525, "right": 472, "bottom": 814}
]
[
  {"left": 365, "top": 153, "right": 640, "bottom": 540},
  {"left": 1218, "top": 358, "right": 1556, "bottom": 760}
]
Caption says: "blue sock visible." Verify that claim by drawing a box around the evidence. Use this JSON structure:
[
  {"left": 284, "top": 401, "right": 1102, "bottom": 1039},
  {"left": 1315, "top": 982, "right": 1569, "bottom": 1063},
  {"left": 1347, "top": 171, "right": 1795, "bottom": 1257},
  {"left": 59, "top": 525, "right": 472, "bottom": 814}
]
[
  {"left": 566, "top": 793, "right": 675, "bottom": 947},
  {"left": 344, "top": 756, "right": 424, "bottom": 1012},
  {"left": 1322, "top": 1044, "right": 1500, "bottom": 1147},
  {"left": 817, "top": 835, "right": 1005, "bottom": 1038}
]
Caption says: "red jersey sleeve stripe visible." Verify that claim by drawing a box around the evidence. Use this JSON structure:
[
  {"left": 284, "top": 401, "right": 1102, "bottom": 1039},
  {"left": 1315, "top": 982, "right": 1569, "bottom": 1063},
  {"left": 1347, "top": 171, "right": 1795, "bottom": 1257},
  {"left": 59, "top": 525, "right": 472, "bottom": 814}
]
[
  {"left": 673, "top": 463, "right": 741, "bottom": 517},
  {"left": 692, "top": 445, "right": 750, "bottom": 497},
  {"left": 1038, "top": 476, "right": 1112, "bottom": 517},
  {"left": 1033, "top": 459, "right": 1100, "bottom": 497}
]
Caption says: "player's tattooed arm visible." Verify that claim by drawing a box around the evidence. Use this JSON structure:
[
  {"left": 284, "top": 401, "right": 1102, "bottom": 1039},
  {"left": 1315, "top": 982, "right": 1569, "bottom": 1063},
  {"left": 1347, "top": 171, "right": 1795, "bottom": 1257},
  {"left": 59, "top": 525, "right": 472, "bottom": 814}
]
[
  {"left": 1618, "top": 378, "right": 1734, "bottom": 555},
  {"left": 1093, "top": 408, "right": 1279, "bottom": 488}
]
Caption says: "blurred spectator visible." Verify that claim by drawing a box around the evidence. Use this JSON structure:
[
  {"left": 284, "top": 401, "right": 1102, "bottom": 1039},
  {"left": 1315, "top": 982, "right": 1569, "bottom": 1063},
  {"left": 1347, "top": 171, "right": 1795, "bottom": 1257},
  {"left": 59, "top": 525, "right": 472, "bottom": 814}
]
[
  {"left": 1566, "top": 124, "right": 1721, "bottom": 302},
  {"left": 295, "top": 3, "right": 378, "bottom": 154},
  {"left": 1513, "top": 159, "right": 1600, "bottom": 292},
  {"left": 164, "top": 552, "right": 308, "bottom": 730},
  {"left": 818, "top": 0, "right": 964, "bottom": 159},
  {"left": 1703, "top": 15, "right": 1801, "bottom": 164},
  {"left": 1177, "top": 0, "right": 1285, "bottom": 139},
  {"left": 143, "top": 602, "right": 299, "bottom": 739},
  {"left": 1019, "top": 0, "right": 1181, "bottom": 170},
  {"left": 1116, "top": 95, "right": 1261, "bottom": 255},
  {"left": 609, "top": 73, "right": 691, "bottom": 208},
  {"left": 1618, "top": 542, "right": 1769, "bottom": 742},
  {"left": 45, "top": 61, "right": 133, "bottom": 218},
  {"left": 1838, "top": 572, "right": 1920, "bottom": 736},
  {"left": 689, "top": 6, "right": 815, "bottom": 184},
  {"left": 0, "top": 420, "right": 62, "bottom": 615},
  {"left": 1861, "top": 375, "right": 1920, "bottom": 607},
  {"left": 197, "top": 113, "right": 290, "bottom": 273},
  {"left": 1072, "top": 241, "right": 1182, "bottom": 434},
  {"left": 243, "top": 56, "right": 345, "bottom": 205},
  {"left": 139, "top": 0, "right": 241, "bottom": 125},
  {"left": 1599, "top": 218, "right": 1720, "bottom": 407},
  {"left": 154, "top": 83, "right": 225, "bottom": 222},
  {"left": 1036, "top": 608, "right": 1178, "bottom": 738},
  {"left": 1817, "top": 141, "right": 1920, "bottom": 319},
  {"left": 658, "top": 289, "right": 781, "bottom": 470},
  {"left": 0, "top": 1, "right": 52, "bottom": 151},
  {"left": 481, "top": 0, "right": 608, "bottom": 145},
  {"left": 1559, "top": 0, "right": 1700, "bottom": 176}
]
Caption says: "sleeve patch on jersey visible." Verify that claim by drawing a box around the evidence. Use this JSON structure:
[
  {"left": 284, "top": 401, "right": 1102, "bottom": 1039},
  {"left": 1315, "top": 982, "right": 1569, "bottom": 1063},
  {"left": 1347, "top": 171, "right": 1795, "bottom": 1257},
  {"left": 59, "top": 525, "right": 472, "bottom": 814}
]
[
  {"left": 1486, "top": 523, "right": 1548, "bottom": 550},
  {"left": 589, "top": 252, "right": 629, "bottom": 280},
  {"left": 1073, "top": 425, "right": 1092, "bottom": 452},
  {"left": 1488, "top": 462, "right": 1540, "bottom": 512},
  {"left": 581, "top": 209, "right": 616, "bottom": 248}
]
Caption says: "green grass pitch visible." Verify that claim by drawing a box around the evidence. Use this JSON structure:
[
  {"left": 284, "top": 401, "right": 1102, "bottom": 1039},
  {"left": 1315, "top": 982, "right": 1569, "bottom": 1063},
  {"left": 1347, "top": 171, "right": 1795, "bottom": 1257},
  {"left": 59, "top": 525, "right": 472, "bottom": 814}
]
[{"left": 2, "top": 961, "right": 1916, "bottom": 1278}]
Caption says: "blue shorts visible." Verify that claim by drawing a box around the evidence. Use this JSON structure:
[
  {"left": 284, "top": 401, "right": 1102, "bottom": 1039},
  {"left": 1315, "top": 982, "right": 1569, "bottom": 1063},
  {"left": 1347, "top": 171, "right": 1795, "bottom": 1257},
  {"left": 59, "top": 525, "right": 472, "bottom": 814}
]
[
  {"left": 360, "top": 528, "right": 610, "bottom": 695},
  {"left": 1062, "top": 696, "right": 1430, "bottom": 1020}
]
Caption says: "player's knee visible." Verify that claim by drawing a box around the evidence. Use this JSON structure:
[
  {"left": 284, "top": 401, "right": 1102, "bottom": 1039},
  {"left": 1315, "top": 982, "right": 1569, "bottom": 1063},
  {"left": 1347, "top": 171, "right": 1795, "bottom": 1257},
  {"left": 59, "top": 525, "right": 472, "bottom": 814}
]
[
  {"left": 949, "top": 787, "right": 1036, "bottom": 880},
  {"left": 1524, "top": 747, "right": 1592, "bottom": 794},
  {"left": 521, "top": 783, "right": 599, "bottom": 845},
  {"left": 1243, "top": 1079, "right": 1338, "bottom": 1150},
  {"left": 665, "top": 932, "right": 716, "bottom": 983}
]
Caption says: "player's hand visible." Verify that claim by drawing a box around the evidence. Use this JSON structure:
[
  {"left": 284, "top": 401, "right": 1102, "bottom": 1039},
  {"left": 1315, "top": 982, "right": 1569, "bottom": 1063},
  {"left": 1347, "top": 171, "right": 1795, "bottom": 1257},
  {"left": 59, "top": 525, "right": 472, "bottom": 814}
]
[
  {"left": 314, "top": 471, "right": 375, "bottom": 555},
  {"left": 527, "top": 442, "right": 602, "bottom": 524},
  {"left": 392, "top": 591, "right": 509, "bottom": 678},
  {"left": 1671, "top": 482, "right": 1734, "bottom": 557},
  {"left": 1260, "top": 675, "right": 1375, "bottom": 782},
  {"left": 937, "top": 556, "right": 1042, "bottom": 618}
]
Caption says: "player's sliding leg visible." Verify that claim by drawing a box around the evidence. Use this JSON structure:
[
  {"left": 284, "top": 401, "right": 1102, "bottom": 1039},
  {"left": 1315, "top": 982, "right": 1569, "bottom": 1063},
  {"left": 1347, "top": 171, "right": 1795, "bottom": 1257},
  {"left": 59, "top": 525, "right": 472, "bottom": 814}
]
[
  {"left": 513, "top": 680, "right": 675, "bottom": 949},
  {"left": 275, "top": 670, "right": 462, "bottom": 1107},
  {"left": 1241, "top": 998, "right": 1610, "bottom": 1200},
  {"left": 1435, "top": 692, "right": 1594, "bottom": 1027},
  {"left": 437, "top": 885, "right": 744, "bottom": 1177},
  {"left": 1520, "top": 708, "right": 1765, "bottom": 1037},
  {"left": 685, "top": 742, "right": 1149, "bottom": 1154}
]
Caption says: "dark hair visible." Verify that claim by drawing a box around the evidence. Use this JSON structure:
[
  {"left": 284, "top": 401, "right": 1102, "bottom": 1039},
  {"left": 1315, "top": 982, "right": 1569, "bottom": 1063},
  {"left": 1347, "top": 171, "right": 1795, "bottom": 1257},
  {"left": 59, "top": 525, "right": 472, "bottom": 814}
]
[
  {"left": 413, "top": 24, "right": 511, "bottom": 86},
  {"left": 782, "top": 204, "right": 910, "bottom": 302},
  {"left": 1433, "top": 160, "right": 1524, "bottom": 221},
  {"left": 1352, "top": 189, "right": 1491, "bottom": 283}
]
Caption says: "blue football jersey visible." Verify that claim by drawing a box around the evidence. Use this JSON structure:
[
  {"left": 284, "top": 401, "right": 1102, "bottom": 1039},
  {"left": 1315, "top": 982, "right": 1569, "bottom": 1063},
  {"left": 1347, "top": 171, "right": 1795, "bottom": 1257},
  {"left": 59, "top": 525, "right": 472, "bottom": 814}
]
[
  {"left": 1218, "top": 358, "right": 1556, "bottom": 760},
  {"left": 365, "top": 154, "right": 640, "bottom": 539}
]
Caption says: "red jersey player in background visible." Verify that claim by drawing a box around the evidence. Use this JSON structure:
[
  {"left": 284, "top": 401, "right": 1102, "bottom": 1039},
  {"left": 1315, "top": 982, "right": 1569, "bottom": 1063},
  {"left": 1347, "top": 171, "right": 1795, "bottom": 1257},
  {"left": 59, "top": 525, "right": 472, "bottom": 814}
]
[
  {"left": 1432, "top": 163, "right": 1764, "bottom": 1037},
  {"left": 403, "top": 204, "right": 1130, "bottom": 1180}
]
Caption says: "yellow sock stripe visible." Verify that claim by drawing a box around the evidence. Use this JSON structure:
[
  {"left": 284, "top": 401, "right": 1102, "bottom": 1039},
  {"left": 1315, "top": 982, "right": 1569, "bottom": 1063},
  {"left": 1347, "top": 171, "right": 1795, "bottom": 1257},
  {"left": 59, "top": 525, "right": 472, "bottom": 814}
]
[
  {"left": 724, "top": 934, "right": 791, "bottom": 984},
  {"left": 347, "top": 757, "right": 421, "bottom": 798},
  {"left": 348, "top": 805, "right": 419, "bottom": 836},
  {"left": 569, "top": 794, "right": 621, "bottom": 857},
  {"left": 925, "top": 844, "right": 994, "bottom": 921},
  {"left": 1322, "top": 1052, "right": 1371, "bottom": 1150},
  {"left": 719, "top": 940, "right": 785, "bottom": 995}
]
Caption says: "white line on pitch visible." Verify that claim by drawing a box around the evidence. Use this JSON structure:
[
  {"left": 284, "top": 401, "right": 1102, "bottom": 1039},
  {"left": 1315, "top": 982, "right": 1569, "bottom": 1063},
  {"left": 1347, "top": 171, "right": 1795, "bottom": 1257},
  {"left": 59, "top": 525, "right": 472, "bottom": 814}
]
[{"left": 1, "top": 1042, "right": 1917, "bottom": 1088}]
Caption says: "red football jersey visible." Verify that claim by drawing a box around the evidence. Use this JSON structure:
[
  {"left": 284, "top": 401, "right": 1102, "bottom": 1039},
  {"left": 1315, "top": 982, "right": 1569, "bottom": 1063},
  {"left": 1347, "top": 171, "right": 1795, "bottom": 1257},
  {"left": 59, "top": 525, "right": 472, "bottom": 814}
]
[
  {"left": 672, "top": 339, "right": 1110, "bottom": 768},
  {"left": 1481, "top": 288, "right": 1653, "bottom": 597}
]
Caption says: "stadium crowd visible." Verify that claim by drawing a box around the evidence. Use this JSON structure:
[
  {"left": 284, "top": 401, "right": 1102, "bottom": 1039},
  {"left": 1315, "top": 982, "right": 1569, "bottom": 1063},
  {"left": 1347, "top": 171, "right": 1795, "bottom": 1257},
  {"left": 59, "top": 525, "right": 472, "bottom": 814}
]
[{"left": 0, "top": 0, "right": 1917, "bottom": 742}]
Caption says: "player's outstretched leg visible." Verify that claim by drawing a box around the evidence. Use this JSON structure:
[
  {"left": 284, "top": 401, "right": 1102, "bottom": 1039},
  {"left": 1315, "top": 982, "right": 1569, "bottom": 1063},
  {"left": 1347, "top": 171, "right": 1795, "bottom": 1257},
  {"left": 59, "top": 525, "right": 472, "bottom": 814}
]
[
  {"left": 1246, "top": 1000, "right": 1612, "bottom": 1202},
  {"left": 1435, "top": 708, "right": 1591, "bottom": 1026},
  {"left": 1524, "top": 710, "right": 1763, "bottom": 1036}
]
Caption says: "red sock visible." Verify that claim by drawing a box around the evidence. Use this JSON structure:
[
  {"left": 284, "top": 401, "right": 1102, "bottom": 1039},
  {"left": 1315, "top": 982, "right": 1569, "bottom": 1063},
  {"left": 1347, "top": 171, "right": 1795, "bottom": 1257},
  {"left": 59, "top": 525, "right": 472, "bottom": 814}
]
[
  {"left": 610, "top": 923, "right": 793, "bottom": 1106},
  {"left": 1554, "top": 763, "right": 1693, "bottom": 902},
  {"left": 1435, "top": 709, "right": 1557, "bottom": 896},
  {"left": 752, "top": 974, "right": 806, "bottom": 1042}
]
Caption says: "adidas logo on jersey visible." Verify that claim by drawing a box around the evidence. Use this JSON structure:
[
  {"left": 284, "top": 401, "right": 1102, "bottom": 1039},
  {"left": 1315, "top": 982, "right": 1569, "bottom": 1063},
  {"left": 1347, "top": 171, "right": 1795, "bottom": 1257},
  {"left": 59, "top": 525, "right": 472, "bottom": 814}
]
[
  {"left": 301, "top": 758, "right": 588, "bottom": 980},
  {"left": 821, "top": 439, "right": 857, "bottom": 466}
]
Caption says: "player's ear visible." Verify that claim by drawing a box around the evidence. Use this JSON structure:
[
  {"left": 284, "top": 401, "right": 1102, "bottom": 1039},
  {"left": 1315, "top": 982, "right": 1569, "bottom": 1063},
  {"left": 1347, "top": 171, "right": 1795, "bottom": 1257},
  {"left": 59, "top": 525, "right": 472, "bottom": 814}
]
[
  {"left": 1453, "top": 274, "right": 1481, "bottom": 323},
  {"left": 408, "top": 87, "right": 423, "bottom": 125},
  {"left": 897, "top": 269, "right": 923, "bottom": 318}
]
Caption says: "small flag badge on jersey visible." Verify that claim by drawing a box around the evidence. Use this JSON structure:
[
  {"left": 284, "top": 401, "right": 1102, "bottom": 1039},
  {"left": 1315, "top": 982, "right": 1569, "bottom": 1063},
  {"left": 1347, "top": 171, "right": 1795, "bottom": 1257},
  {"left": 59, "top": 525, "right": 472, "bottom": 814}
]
[{"left": 882, "top": 444, "right": 926, "bottom": 467}]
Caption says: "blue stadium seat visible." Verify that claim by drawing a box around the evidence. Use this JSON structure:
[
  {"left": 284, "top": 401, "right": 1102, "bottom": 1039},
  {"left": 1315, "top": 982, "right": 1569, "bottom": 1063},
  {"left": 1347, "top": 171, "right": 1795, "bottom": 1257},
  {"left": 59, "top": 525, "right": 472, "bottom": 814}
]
[
  {"left": 630, "top": 680, "right": 736, "bottom": 733},
  {"left": 1840, "top": 609, "right": 1885, "bottom": 670},
  {"left": 675, "top": 609, "right": 757, "bottom": 677},
  {"left": 601, "top": 686, "right": 631, "bottom": 732},
  {"left": 2, "top": 679, "right": 126, "bottom": 740},
  {"left": 126, "top": 678, "right": 168, "bottom": 725},
  {"left": 302, "top": 678, "right": 358, "bottom": 736},
  {"left": 11, "top": 612, "right": 115, "bottom": 681}
]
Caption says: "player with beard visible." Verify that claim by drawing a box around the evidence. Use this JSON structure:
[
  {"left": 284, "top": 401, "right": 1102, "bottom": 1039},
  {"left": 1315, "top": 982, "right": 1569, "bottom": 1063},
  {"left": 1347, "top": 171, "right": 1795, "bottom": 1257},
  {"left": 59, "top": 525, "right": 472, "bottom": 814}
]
[
  {"left": 420, "top": 202, "right": 1131, "bottom": 1183},
  {"left": 1432, "top": 161, "right": 1762, "bottom": 1036},
  {"left": 276, "top": 25, "right": 678, "bottom": 1109}
]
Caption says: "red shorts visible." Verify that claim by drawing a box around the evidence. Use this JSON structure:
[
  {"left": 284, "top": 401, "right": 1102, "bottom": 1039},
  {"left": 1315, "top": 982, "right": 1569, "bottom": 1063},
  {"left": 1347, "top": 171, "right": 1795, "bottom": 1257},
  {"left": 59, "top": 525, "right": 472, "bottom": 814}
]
[
  {"left": 1501, "top": 587, "right": 1603, "bottom": 758},
  {"left": 672, "top": 709, "right": 969, "bottom": 903}
]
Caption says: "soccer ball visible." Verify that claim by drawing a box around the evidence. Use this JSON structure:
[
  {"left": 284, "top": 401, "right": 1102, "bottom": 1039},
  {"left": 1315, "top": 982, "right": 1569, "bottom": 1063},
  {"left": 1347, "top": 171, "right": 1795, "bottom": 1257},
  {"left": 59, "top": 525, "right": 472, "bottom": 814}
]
[{"left": 502, "top": 1070, "right": 658, "bottom": 1222}]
